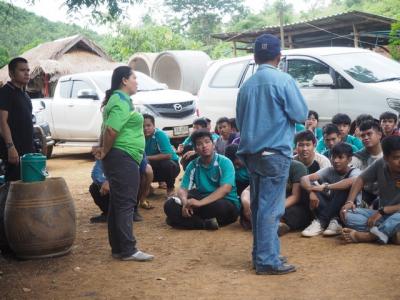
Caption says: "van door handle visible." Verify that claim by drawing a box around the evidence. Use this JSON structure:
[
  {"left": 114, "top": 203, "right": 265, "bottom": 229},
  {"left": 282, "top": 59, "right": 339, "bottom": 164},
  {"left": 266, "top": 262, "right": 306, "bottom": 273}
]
[{"left": 67, "top": 104, "right": 74, "bottom": 107}]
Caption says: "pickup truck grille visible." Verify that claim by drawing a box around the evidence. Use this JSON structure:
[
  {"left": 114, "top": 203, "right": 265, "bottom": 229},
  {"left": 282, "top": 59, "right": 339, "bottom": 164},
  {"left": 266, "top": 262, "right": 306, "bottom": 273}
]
[{"left": 149, "top": 101, "right": 195, "bottom": 119}]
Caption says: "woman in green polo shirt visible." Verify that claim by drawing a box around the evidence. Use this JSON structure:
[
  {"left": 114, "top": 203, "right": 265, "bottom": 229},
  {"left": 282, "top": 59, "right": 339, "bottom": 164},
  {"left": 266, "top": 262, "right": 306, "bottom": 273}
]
[{"left": 97, "top": 66, "right": 153, "bottom": 262}]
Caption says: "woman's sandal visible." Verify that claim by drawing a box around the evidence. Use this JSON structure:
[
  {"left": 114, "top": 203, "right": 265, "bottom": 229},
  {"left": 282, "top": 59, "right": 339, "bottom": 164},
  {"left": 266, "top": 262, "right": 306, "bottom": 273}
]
[{"left": 140, "top": 200, "right": 154, "bottom": 210}]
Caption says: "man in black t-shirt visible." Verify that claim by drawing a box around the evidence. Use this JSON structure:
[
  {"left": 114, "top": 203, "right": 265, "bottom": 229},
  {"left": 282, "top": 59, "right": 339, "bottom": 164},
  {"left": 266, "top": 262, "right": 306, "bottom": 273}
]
[{"left": 0, "top": 57, "right": 34, "bottom": 181}]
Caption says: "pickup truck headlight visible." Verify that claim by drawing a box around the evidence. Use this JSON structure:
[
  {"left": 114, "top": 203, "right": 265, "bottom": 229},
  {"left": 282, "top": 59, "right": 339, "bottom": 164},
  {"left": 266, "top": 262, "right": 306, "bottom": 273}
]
[
  {"left": 135, "top": 104, "right": 157, "bottom": 116},
  {"left": 387, "top": 98, "right": 400, "bottom": 112}
]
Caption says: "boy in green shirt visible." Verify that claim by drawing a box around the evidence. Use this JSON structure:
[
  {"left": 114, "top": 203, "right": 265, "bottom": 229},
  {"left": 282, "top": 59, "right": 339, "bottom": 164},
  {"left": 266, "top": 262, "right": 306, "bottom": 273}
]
[
  {"left": 316, "top": 113, "right": 363, "bottom": 154},
  {"left": 164, "top": 129, "right": 240, "bottom": 230},
  {"left": 143, "top": 114, "right": 180, "bottom": 195}
]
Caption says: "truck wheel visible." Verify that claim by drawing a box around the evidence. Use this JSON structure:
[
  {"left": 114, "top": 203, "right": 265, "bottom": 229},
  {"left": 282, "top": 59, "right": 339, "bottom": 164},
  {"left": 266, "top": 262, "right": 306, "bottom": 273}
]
[{"left": 46, "top": 145, "right": 53, "bottom": 159}]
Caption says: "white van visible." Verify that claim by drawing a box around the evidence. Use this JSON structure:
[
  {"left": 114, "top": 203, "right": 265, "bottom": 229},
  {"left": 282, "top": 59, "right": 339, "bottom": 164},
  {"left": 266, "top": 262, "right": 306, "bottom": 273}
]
[{"left": 198, "top": 47, "right": 400, "bottom": 125}]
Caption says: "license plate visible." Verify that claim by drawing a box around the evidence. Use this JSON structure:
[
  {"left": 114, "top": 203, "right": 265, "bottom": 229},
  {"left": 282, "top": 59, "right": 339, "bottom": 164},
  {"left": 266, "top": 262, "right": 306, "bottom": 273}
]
[{"left": 173, "top": 125, "right": 189, "bottom": 136}]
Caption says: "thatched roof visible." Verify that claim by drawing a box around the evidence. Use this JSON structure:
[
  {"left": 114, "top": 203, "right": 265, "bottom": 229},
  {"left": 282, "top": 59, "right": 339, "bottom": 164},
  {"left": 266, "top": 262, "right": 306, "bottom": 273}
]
[{"left": 0, "top": 35, "right": 119, "bottom": 83}]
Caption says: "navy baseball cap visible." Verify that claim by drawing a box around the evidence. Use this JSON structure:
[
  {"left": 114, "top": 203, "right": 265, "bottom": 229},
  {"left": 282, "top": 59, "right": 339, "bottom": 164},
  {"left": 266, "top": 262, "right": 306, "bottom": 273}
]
[{"left": 254, "top": 34, "right": 281, "bottom": 62}]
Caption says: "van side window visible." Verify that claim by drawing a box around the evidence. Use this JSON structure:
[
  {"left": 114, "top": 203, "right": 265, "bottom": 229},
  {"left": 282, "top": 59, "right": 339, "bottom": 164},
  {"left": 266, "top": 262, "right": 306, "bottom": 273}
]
[
  {"left": 210, "top": 61, "right": 248, "bottom": 88},
  {"left": 335, "top": 72, "right": 353, "bottom": 89},
  {"left": 59, "top": 80, "right": 72, "bottom": 98},
  {"left": 71, "top": 80, "right": 95, "bottom": 98},
  {"left": 287, "top": 59, "right": 330, "bottom": 88},
  {"left": 240, "top": 63, "right": 255, "bottom": 86}
]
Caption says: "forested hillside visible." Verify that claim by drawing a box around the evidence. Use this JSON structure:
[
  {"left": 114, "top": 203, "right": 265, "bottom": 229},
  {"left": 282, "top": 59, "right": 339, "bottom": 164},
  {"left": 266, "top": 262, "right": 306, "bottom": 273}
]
[{"left": 0, "top": 1, "right": 105, "bottom": 66}]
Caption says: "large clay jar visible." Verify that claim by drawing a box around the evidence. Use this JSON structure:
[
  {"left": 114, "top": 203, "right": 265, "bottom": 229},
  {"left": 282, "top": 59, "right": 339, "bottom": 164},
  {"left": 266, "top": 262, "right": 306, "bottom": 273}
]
[{"left": 4, "top": 177, "right": 76, "bottom": 259}]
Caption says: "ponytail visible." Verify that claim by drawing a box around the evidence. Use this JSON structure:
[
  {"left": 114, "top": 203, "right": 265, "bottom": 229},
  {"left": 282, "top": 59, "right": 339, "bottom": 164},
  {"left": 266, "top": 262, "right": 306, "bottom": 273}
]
[{"left": 102, "top": 66, "right": 133, "bottom": 108}]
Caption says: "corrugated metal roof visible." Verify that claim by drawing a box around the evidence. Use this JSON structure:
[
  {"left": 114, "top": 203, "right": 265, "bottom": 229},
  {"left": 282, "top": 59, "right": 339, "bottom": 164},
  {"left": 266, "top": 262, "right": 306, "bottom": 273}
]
[{"left": 213, "top": 10, "right": 397, "bottom": 45}]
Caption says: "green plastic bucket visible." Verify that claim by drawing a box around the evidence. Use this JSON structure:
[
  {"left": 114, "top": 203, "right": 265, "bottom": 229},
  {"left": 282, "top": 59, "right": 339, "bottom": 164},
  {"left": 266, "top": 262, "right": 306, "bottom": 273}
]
[{"left": 20, "top": 153, "right": 48, "bottom": 182}]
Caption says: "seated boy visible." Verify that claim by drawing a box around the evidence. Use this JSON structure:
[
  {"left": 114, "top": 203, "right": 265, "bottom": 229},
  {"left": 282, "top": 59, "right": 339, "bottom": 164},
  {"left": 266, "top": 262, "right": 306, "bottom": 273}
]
[
  {"left": 350, "top": 114, "right": 375, "bottom": 139},
  {"left": 163, "top": 129, "right": 240, "bottom": 230},
  {"left": 304, "top": 110, "right": 323, "bottom": 141},
  {"left": 279, "top": 160, "right": 310, "bottom": 235},
  {"left": 177, "top": 118, "right": 218, "bottom": 170},
  {"left": 380, "top": 111, "right": 399, "bottom": 138},
  {"left": 224, "top": 143, "right": 249, "bottom": 196},
  {"left": 351, "top": 120, "right": 383, "bottom": 206},
  {"left": 240, "top": 160, "right": 310, "bottom": 234},
  {"left": 214, "top": 117, "right": 238, "bottom": 155},
  {"left": 319, "top": 124, "right": 358, "bottom": 158},
  {"left": 300, "top": 143, "right": 361, "bottom": 237},
  {"left": 294, "top": 130, "right": 331, "bottom": 174},
  {"left": 316, "top": 113, "right": 363, "bottom": 154},
  {"left": 341, "top": 135, "right": 400, "bottom": 245},
  {"left": 143, "top": 114, "right": 180, "bottom": 196},
  {"left": 89, "top": 156, "right": 150, "bottom": 223}
]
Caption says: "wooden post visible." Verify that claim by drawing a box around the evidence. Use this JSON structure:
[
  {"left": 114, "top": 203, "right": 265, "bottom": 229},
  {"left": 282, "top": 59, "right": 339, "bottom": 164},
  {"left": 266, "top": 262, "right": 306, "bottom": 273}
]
[
  {"left": 288, "top": 32, "right": 293, "bottom": 49},
  {"left": 279, "top": 10, "right": 285, "bottom": 48},
  {"left": 353, "top": 23, "right": 359, "bottom": 48},
  {"left": 233, "top": 41, "right": 237, "bottom": 57}
]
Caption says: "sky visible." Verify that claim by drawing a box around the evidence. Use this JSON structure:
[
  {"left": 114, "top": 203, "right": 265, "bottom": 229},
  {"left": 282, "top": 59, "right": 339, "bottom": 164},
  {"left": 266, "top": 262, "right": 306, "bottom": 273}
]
[{"left": 11, "top": 0, "right": 324, "bottom": 33}]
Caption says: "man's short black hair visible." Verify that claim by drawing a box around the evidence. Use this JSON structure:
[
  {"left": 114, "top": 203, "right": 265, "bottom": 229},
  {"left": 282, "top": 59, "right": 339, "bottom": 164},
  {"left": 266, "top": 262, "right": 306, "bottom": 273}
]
[
  {"left": 295, "top": 130, "right": 316, "bottom": 145},
  {"left": 359, "top": 120, "right": 381, "bottom": 133},
  {"left": 8, "top": 57, "right": 28, "bottom": 73},
  {"left": 355, "top": 114, "right": 374, "bottom": 127},
  {"left": 331, "top": 142, "right": 353, "bottom": 158},
  {"left": 332, "top": 113, "right": 351, "bottom": 126},
  {"left": 191, "top": 129, "right": 213, "bottom": 145},
  {"left": 379, "top": 111, "right": 398, "bottom": 123},
  {"left": 308, "top": 110, "right": 319, "bottom": 121},
  {"left": 225, "top": 144, "right": 239, "bottom": 163},
  {"left": 205, "top": 117, "right": 211, "bottom": 124},
  {"left": 143, "top": 113, "right": 155, "bottom": 125},
  {"left": 193, "top": 118, "right": 207, "bottom": 128},
  {"left": 216, "top": 117, "right": 230, "bottom": 126},
  {"left": 229, "top": 118, "right": 238, "bottom": 131},
  {"left": 381, "top": 135, "right": 400, "bottom": 157},
  {"left": 323, "top": 123, "right": 340, "bottom": 137}
]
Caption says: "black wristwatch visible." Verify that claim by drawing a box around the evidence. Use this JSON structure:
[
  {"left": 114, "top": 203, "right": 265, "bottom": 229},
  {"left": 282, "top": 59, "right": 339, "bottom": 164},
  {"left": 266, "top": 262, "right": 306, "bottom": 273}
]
[
  {"left": 6, "top": 142, "right": 14, "bottom": 149},
  {"left": 378, "top": 206, "right": 385, "bottom": 216}
]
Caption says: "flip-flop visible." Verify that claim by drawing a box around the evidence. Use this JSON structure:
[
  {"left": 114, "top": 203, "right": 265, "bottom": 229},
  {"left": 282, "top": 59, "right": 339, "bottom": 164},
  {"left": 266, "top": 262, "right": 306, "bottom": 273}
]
[
  {"left": 342, "top": 228, "right": 358, "bottom": 243},
  {"left": 140, "top": 201, "right": 154, "bottom": 210}
]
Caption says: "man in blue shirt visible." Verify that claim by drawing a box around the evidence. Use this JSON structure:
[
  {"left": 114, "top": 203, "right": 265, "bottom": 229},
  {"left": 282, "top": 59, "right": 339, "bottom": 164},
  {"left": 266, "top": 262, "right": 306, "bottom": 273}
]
[
  {"left": 236, "top": 34, "right": 308, "bottom": 275},
  {"left": 163, "top": 129, "right": 240, "bottom": 230}
]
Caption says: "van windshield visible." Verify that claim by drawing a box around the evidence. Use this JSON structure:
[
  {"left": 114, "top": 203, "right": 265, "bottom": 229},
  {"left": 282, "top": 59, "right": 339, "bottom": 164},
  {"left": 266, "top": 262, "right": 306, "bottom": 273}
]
[
  {"left": 328, "top": 52, "right": 400, "bottom": 83},
  {"left": 91, "top": 72, "right": 167, "bottom": 93}
]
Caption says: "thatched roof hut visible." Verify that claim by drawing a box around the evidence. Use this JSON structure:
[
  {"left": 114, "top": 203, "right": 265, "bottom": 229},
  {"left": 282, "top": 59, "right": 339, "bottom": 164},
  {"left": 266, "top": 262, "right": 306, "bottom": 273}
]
[{"left": 0, "top": 35, "right": 120, "bottom": 97}]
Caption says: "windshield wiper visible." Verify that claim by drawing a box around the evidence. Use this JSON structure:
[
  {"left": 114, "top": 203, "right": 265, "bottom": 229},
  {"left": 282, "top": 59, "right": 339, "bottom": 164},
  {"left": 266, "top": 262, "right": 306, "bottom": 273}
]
[
  {"left": 137, "top": 88, "right": 165, "bottom": 92},
  {"left": 375, "top": 77, "right": 400, "bottom": 83}
]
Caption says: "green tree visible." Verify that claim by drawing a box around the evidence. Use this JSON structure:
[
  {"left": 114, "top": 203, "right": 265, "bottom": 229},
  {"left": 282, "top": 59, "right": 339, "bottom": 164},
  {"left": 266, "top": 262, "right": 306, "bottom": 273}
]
[
  {"left": 389, "top": 21, "right": 400, "bottom": 61},
  {"left": 164, "top": 0, "right": 245, "bottom": 43},
  {"left": 9, "top": 0, "right": 143, "bottom": 21},
  {"left": 0, "top": 47, "right": 10, "bottom": 68},
  {"left": 104, "top": 24, "right": 202, "bottom": 61}
]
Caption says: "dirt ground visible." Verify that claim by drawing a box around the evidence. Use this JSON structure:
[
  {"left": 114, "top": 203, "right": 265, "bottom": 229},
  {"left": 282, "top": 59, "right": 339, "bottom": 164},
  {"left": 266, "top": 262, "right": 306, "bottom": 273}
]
[{"left": 1, "top": 147, "right": 399, "bottom": 300}]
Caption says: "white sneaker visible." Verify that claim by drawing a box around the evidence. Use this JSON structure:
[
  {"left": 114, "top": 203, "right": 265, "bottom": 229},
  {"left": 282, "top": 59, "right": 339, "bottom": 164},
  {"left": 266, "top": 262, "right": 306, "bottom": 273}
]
[
  {"left": 323, "top": 219, "right": 342, "bottom": 236},
  {"left": 302, "top": 219, "right": 323, "bottom": 237},
  {"left": 121, "top": 250, "right": 154, "bottom": 261}
]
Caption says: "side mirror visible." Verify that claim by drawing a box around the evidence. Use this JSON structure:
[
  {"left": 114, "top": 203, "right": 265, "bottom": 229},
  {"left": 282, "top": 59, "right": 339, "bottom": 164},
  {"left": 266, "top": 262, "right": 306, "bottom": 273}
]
[
  {"left": 311, "top": 74, "right": 334, "bottom": 87},
  {"left": 40, "top": 100, "right": 46, "bottom": 109},
  {"left": 77, "top": 89, "right": 99, "bottom": 100}
]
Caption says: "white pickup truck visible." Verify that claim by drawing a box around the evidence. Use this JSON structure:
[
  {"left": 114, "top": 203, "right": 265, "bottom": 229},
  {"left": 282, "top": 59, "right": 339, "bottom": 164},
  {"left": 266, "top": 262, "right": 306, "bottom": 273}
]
[{"left": 37, "top": 70, "right": 198, "bottom": 153}]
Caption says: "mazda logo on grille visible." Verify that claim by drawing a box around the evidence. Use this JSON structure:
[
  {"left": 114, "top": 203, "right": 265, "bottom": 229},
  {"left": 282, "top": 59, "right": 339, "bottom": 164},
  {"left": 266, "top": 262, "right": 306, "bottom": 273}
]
[{"left": 173, "top": 104, "right": 183, "bottom": 111}]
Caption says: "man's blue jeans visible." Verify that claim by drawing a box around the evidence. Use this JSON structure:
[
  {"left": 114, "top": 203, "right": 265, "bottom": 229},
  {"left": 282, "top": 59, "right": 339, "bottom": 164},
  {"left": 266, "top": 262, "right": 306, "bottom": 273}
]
[
  {"left": 345, "top": 208, "right": 400, "bottom": 244},
  {"left": 243, "top": 153, "right": 290, "bottom": 270}
]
